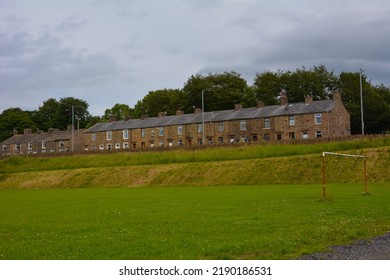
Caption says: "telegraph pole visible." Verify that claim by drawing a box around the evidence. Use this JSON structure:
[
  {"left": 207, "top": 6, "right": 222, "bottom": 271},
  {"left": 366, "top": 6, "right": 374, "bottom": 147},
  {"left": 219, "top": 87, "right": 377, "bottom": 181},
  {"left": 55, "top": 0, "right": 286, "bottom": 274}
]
[{"left": 359, "top": 69, "right": 365, "bottom": 135}]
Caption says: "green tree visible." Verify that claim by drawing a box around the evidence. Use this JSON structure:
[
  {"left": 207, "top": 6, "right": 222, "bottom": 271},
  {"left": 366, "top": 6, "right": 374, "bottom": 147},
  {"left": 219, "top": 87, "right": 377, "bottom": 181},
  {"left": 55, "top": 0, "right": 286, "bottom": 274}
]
[
  {"left": 103, "top": 103, "right": 131, "bottom": 121},
  {"left": 133, "top": 89, "right": 188, "bottom": 117},
  {"left": 183, "top": 71, "right": 249, "bottom": 112},
  {"left": 0, "top": 108, "right": 37, "bottom": 142},
  {"left": 55, "top": 97, "right": 90, "bottom": 130},
  {"left": 33, "top": 98, "right": 60, "bottom": 131}
]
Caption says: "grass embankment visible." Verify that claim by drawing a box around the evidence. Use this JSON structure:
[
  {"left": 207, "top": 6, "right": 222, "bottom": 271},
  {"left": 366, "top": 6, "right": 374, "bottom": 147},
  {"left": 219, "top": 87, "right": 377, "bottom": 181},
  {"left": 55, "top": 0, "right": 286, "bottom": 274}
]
[
  {"left": 0, "top": 136, "right": 389, "bottom": 188},
  {"left": 1, "top": 184, "right": 389, "bottom": 259}
]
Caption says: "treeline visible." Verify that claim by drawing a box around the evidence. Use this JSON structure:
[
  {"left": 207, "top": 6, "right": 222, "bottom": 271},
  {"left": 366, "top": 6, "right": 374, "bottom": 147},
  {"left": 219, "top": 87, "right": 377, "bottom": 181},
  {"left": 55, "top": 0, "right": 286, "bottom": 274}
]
[{"left": 1, "top": 65, "right": 390, "bottom": 142}]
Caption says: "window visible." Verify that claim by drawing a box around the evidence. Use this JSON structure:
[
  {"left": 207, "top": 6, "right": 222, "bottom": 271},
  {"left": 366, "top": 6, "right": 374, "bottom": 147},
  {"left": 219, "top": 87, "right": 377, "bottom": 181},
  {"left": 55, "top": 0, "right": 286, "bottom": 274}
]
[
  {"left": 240, "top": 120, "right": 247, "bottom": 131},
  {"left": 99, "top": 144, "right": 104, "bottom": 150},
  {"left": 28, "top": 142, "right": 33, "bottom": 150},
  {"left": 302, "top": 131, "right": 309, "bottom": 139},
  {"left": 159, "top": 141, "right": 164, "bottom": 147},
  {"left": 197, "top": 124, "right": 203, "bottom": 133},
  {"left": 106, "top": 131, "right": 112, "bottom": 141},
  {"left": 59, "top": 141, "right": 64, "bottom": 148},
  {"left": 92, "top": 133, "right": 96, "bottom": 141},
  {"left": 2, "top": 145, "right": 6, "bottom": 152},
  {"left": 42, "top": 141, "right": 47, "bottom": 150},
  {"left": 208, "top": 138, "right": 213, "bottom": 145},
  {"left": 141, "top": 129, "right": 146, "bottom": 138},
  {"left": 107, "top": 143, "right": 112, "bottom": 150},
  {"left": 289, "top": 132, "right": 295, "bottom": 139},
  {"left": 198, "top": 138, "right": 202, "bottom": 145},
  {"left": 178, "top": 140, "right": 183, "bottom": 146},
  {"left": 141, "top": 142, "right": 146, "bottom": 148},
  {"left": 14, "top": 143, "right": 20, "bottom": 151},
  {"left": 315, "top": 113, "right": 322, "bottom": 124},
  {"left": 123, "top": 129, "right": 129, "bottom": 140},
  {"left": 289, "top": 116, "right": 295, "bottom": 126},
  {"left": 168, "top": 140, "right": 173, "bottom": 147},
  {"left": 177, "top": 125, "right": 183, "bottom": 135},
  {"left": 218, "top": 137, "right": 224, "bottom": 144},
  {"left": 252, "top": 135, "right": 258, "bottom": 141},
  {"left": 115, "top": 143, "right": 121, "bottom": 149},
  {"left": 123, "top": 142, "right": 129, "bottom": 149},
  {"left": 276, "top": 133, "right": 282, "bottom": 141},
  {"left": 159, "top": 127, "right": 164, "bottom": 136},
  {"left": 218, "top": 122, "right": 224, "bottom": 132},
  {"left": 263, "top": 134, "right": 270, "bottom": 141},
  {"left": 264, "top": 118, "right": 270, "bottom": 129},
  {"left": 151, "top": 129, "right": 154, "bottom": 137},
  {"left": 316, "top": 131, "right": 322, "bottom": 138}
]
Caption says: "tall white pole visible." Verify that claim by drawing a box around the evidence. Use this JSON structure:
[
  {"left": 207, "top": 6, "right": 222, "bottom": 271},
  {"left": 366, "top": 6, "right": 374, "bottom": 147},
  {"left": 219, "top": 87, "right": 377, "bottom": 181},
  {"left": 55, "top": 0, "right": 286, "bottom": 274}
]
[
  {"left": 359, "top": 69, "right": 365, "bottom": 135},
  {"left": 202, "top": 89, "right": 205, "bottom": 145},
  {"left": 72, "top": 105, "right": 74, "bottom": 151}
]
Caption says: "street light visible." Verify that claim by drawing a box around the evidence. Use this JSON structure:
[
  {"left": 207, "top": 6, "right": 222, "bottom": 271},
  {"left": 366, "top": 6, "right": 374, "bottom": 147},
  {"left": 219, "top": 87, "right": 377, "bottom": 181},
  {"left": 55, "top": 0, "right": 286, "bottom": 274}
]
[{"left": 359, "top": 69, "right": 365, "bottom": 135}]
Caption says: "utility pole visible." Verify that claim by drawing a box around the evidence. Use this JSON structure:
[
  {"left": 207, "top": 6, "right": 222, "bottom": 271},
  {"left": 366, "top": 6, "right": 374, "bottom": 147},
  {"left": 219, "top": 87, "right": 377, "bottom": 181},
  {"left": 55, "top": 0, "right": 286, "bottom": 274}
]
[
  {"left": 202, "top": 89, "right": 205, "bottom": 145},
  {"left": 359, "top": 69, "right": 365, "bottom": 135},
  {"left": 72, "top": 105, "right": 75, "bottom": 151}
]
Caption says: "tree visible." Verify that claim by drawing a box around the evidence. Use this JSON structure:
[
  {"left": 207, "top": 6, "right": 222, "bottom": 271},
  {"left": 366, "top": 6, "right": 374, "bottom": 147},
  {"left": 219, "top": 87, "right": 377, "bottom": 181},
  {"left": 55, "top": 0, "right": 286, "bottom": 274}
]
[
  {"left": 133, "top": 89, "right": 188, "bottom": 117},
  {"left": 55, "top": 97, "right": 90, "bottom": 130},
  {"left": 33, "top": 98, "right": 60, "bottom": 131},
  {"left": 103, "top": 103, "right": 131, "bottom": 121},
  {"left": 183, "top": 71, "right": 249, "bottom": 112},
  {"left": 0, "top": 108, "right": 37, "bottom": 142}
]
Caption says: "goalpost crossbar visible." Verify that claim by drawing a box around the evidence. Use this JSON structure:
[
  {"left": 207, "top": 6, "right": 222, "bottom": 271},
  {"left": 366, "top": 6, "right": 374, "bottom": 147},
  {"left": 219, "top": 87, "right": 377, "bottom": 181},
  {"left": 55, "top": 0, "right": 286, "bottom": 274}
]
[
  {"left": 321, "top": 151, "right": 368, "bottom": 198},
  {"left": 322, "top": 152, "right": 366, "bottom": 158}
]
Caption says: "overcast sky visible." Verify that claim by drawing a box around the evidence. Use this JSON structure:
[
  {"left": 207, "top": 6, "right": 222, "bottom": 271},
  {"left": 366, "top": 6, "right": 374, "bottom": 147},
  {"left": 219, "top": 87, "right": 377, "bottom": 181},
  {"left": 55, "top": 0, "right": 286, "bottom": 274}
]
[{"left": 1, "top": 0, "right": 389, "bottom": 116}]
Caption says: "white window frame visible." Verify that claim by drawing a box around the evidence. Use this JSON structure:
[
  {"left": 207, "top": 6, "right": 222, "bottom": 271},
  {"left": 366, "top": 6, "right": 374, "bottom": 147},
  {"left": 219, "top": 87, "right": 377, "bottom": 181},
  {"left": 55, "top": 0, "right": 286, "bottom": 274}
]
[
  {"left": 315, "top": 113, "right": 322, "bottom": 125},
  {"left": 159, "top": 127, "right": 164, "bottom": 137},
  {"left": 123, "top": 142, "right": 129, "bottom": 149},
  {"left": 197, "top": 124, "right": 203, "bottom": 133},
  {"left": 42, "top": 141, "right": 47, "bottom": 150},
  {"left": 316, "top": 131, "right": 322, "bottom": 138},
  {"left": 106, "top": 131, "right": 112, "bottom": 141},
  {"left": 59, "top": 140, "right": 64, "bottom": 148},
  {"left": 2, "top": 145, "right": 6, "bottom": 152},
  {"left": 264, "top": 118, "right": 270, "bottom": 129},
  {"left": 218, "top": 122, "right": 224, "bottom": 132},
  {"left": 115, "top": 143, "right": 121, "bottom": 149},
  {"left": 289, "top": 116, "right": 295, "bottom": 126},
  {"left": 177, "top": 125, "right": 183, "bottom": 136},
  {"left": 302, "top": 131, "right": 309, "bottom": 140},
  {"left": 240, "top": 120, "right": 247, "bottom": 131},
  {"left": 28, "top": 142, "right": 33, "bottom": 150},
  {"left": 123, "top": 129, "right": 129, "bottom": 140}
]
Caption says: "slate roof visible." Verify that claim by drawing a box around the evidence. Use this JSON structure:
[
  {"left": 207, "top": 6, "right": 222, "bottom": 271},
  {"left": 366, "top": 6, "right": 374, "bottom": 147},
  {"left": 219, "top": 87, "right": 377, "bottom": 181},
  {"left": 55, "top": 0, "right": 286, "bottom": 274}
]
[
  {"left": 85, "top": 100, "right": 335, "bottom": 133},
  {"left": 1, "top": 130, "right": 72, "bottom": 145}
]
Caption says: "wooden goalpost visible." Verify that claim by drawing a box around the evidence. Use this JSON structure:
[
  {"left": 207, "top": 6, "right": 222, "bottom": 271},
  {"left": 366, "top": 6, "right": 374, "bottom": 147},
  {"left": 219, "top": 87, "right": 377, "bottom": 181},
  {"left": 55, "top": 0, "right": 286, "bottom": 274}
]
[{"left": 322, "top": 152, "right": 368, "bottom": 198}]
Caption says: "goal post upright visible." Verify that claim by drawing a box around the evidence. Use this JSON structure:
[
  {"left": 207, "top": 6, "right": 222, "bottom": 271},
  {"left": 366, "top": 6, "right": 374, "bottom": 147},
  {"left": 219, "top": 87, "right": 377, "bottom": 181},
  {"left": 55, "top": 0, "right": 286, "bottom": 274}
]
[{"left": 321, "top": 152, "right": 367, "bottom": 198}]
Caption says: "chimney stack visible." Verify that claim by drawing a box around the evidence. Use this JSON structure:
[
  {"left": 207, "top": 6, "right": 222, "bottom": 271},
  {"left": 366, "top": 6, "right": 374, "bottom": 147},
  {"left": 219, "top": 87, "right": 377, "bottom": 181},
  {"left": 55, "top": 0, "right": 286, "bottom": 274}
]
[
  {"left": 24, "top": 128, "right": 31, "bottom": 135},
  {"left": 194, "top": 108, "right": 202, "bottom": 114},
  {"left": 234, "top": 104, "right": 243, "bottom": 111},
  {"left": 176, "top": 110, "right": 184, "bottom": 116},
  {"left": 158, "top": 112, "right": 167, "bottom": 118},
  {"left": 13, "top": 129, "right": 18, "bottom": 136},
  {"left": 256, "top": 101, "right": 264, "bottom": 109},
  {"left": 280, "top": 89, "right": 288, "bottom": 106},
  {"left": 305, "top": 95, "right": 313, "bottom": 104},
  {"left": 333, "top": 90, "right": 342, "bottom": 102},
  {"left": 108, "top": 114, "right": 117, "bottom": 122}
]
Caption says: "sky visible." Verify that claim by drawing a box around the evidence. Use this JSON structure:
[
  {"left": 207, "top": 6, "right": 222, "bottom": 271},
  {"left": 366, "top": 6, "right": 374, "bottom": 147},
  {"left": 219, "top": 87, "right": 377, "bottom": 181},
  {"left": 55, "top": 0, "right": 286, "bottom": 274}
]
[{"left": 1, "top": 0, "right": 389, "bottom": 116}]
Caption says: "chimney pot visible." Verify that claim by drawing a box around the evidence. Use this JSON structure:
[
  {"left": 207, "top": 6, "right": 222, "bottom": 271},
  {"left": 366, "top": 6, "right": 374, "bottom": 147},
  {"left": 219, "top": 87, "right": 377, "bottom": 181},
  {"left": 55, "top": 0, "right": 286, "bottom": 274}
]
[
  {"left": 305, "top": 95, "right": 313, "bottom": 104},
  {"left": 256, "top": 101, "right": 264, "bottom": 109}
]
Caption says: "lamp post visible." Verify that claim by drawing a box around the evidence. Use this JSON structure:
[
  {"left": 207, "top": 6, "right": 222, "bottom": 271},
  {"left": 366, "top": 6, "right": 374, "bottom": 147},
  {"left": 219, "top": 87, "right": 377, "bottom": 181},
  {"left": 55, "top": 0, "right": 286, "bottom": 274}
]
[{"left": 359, "top": 69, "right": 365, "bottom": 135}]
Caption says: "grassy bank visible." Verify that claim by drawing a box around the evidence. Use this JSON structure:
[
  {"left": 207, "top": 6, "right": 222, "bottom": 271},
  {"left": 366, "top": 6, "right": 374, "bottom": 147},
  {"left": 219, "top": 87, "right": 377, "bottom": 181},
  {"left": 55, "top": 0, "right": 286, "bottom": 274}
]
[
  {"left": 1, "top": 183, "right": 389, "bottom": 259},
  {"left": 1, "top": 135, "right": 389, "bottom": 174}
]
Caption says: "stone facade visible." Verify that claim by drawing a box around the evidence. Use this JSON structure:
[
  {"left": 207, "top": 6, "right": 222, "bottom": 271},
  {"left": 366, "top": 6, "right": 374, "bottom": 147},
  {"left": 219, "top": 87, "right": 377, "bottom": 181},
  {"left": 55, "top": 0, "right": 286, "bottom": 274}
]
[
  {"left": 83, "top": 91, "right": 350, "bottom": 151},
  {"left": 0, "top": 91, "right": 351, "bottom": 156}
]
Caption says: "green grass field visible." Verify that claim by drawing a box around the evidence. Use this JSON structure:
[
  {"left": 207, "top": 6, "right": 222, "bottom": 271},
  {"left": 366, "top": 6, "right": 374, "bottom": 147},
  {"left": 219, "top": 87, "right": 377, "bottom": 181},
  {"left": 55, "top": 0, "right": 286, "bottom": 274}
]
[{"left": 1, "top": 183, "right": 389, "bottom": 260}]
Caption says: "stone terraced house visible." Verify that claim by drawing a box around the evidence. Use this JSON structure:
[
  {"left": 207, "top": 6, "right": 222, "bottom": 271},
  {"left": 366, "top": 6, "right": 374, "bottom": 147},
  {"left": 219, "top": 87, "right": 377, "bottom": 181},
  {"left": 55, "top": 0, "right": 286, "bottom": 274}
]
[{"left": 82, "top": 91, "right": 350, "bottom": 151}]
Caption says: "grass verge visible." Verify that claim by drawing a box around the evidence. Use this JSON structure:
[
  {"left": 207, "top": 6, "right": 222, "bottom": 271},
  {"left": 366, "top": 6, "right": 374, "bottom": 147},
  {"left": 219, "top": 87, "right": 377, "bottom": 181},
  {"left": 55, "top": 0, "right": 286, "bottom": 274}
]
[{"left": 1, "top": 183, "right": 389, "bottom": 260}]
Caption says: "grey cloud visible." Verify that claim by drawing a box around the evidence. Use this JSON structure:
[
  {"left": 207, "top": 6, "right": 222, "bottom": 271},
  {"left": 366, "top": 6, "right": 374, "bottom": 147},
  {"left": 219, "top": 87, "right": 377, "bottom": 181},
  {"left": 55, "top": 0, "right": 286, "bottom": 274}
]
[{"left": 54, "top": 17, "right": 88, "bottom": 34}]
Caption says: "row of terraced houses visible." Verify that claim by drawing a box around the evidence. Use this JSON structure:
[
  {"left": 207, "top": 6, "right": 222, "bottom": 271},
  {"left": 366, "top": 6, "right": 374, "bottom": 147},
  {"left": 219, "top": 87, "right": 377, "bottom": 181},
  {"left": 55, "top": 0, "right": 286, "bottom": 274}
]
[{"left": 1, "top": 91, "right": 351, "bottom": 156}]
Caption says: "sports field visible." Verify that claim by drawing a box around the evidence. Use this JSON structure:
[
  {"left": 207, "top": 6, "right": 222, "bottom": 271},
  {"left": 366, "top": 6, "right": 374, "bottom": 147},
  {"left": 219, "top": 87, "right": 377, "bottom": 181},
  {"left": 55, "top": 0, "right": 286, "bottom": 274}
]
[
  {"left": 1, "top": 183, "right": 389, "bottom": 260},
  {"left": 1, "top": 136, "right": 389, "bottom": 259}
]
